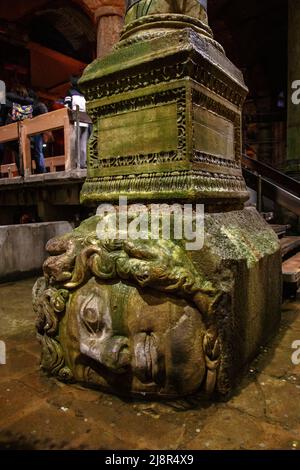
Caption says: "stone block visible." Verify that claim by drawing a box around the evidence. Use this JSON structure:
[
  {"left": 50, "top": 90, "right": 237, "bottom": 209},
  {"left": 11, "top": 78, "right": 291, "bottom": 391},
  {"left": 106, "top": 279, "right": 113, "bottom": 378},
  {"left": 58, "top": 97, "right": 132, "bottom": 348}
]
[
  {"left": 32, "top": 207, "right": 281, "bottom": 398},
  {"left": 0, "top": 222, "right": 72, "bottom": 281}
]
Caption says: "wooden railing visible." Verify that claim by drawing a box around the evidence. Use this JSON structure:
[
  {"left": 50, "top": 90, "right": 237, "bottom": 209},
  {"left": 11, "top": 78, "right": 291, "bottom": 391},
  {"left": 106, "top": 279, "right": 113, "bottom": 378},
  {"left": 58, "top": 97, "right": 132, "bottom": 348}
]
[{"left": 0, "top": 107, "right": 91, "bottom": 179}]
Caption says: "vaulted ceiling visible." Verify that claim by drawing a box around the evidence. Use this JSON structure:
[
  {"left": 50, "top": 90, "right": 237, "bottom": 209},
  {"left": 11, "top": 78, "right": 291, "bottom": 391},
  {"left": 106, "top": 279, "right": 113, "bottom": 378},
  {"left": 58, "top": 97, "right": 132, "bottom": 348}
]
[
  {"left": 0, "top": 0, "right": 288, "bottom": 96},
  {"left": 0, "top": 0, "right": 99, "bottom": 62}
]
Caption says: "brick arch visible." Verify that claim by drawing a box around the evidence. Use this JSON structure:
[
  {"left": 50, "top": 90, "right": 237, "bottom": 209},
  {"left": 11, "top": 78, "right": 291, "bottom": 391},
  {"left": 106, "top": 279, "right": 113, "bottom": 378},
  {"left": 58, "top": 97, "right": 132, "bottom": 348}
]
[
  {"left": 25, "top": 0, "right": 125, "bottom": 59},
  {"left": 22, "top": 0, "right": 97, "bottom": 64}
]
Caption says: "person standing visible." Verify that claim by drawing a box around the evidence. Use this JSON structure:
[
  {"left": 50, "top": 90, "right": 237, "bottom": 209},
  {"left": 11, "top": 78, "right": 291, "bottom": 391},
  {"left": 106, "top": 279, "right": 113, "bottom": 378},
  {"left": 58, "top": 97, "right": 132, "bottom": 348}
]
[
  {"left": 28, "top": 90, "right": 48, "bottom": 174},
  {"left": 5, "top": 85, "right": 34, "bottom": 174},
  {"left": 64, "top": 76, "right": 89, "bottom": 169}
]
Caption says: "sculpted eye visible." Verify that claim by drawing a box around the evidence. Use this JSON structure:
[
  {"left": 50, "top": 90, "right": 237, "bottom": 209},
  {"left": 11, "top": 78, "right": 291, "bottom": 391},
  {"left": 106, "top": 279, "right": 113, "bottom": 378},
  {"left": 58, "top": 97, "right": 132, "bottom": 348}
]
[
  {"left": 79, "top": 291, "right": 112, "bottom": 336},
  {"left": 80, "top": 294, "right": 103, "bottom": 332},
  {"left": 82, "top": 307, "right": 107, "bottom": 333},
  {"left": 84, "top": 308, "right": 98, "bottom": 324}
]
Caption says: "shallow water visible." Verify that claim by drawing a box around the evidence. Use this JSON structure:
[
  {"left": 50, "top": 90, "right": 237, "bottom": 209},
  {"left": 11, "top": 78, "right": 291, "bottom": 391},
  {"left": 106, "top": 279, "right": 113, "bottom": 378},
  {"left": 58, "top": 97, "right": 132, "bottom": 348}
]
[{"left": 0, "top": 278, "right": 37, "bottom": 339}]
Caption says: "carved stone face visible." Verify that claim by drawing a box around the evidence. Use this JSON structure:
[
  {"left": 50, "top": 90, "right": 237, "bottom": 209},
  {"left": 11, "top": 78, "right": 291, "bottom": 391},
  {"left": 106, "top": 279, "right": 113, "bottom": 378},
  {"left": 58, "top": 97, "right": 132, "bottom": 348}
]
[{"left": 61, "top": 278, "right": 206, "bottom": 397}]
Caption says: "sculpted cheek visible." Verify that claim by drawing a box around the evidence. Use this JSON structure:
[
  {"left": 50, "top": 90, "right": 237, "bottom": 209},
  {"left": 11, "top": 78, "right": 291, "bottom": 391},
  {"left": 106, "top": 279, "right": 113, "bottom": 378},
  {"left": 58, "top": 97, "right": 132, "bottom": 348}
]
[{"left": 76, "top": 287, "right": 131, "bottom": 372}]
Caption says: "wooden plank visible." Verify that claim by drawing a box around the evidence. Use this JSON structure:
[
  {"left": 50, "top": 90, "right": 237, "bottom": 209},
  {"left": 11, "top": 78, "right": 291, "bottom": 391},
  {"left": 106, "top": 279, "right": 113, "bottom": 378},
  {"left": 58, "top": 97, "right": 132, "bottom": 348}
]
[
  {"left": 2, "top": 156, "right": 65, "bottom": 177},
  {"left": 27, "top": 41, "right": 86, "bottom": 70},
  {"left": 23, "top": 108, "right": 69, "bottom": 136},
  {"left": 20, "top": 122, "right": 32, "bottom": 177},
  {"left": 1, "top": 108, "right": 76, "bottom": 177},
  {"left": 0, "top": 108, "right": 73, "bottom": 144},
  {"left": 46, "top": 156, "right": 65, "bottom": 172},
  {"left": 282, "top": 252, "right": 300, "bottom": 284},
  {"left": 64, "top": 116, "right": 76, "bottom": 171},
  {"left": 0, "top": 122, "right": 18, "bottom": 143},
  {"left": 22, "top": 109, "right": 70, "bottom": 176},
  {"left": 280, "top": 237, "right": 300, "bottom": 257},
  {"left": 32, "top": 156, "right": 65, "bottom": 172},
  {"left": 0, "top": 163, "right": 18, "bottom": 177}
]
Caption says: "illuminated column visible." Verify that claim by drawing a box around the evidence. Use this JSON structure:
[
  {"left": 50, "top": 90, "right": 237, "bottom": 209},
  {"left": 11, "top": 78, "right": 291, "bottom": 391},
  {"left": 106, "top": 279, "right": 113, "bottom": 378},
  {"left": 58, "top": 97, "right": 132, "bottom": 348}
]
[
  {"left": 287, "top": 0, "right": 300, "bottom": 178},
  {"left": 95, "top": 6, "right": 124, "bottom": 58},
  {"left": 34, "top": 0, "right": 282, "bottom": 402}
]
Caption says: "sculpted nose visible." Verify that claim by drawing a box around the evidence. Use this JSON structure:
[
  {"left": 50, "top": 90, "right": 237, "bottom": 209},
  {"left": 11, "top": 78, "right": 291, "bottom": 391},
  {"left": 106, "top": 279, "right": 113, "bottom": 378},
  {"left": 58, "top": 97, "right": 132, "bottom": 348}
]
[
  {"left": 80, "top": 335, "right": 131, "bottom": 372},
  {"left": 96, "top": 336, "right": 131, "bottom": 372}
]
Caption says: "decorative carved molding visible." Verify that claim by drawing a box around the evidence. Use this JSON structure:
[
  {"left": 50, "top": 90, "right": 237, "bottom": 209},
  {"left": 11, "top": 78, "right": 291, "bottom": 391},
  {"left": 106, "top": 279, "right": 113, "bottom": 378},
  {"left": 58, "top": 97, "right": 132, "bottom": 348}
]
[
  {"left": 88, "top": 87, "right": 187, "bottom": 170},
  {"left": 83, "top": 80, "right": 245, "bottom": 202},
  {"left": 192, "top": 88, "right": 242, "bottom": 164},
  {"left": 192, "top": 152, "right": 241, "bottom": 170},
  {"left": 81, "top": 169, "right": 247, "bottom": 203},
  {"left": 93, "top": 151, "right": 182, "bottom": 169},
  {"left": 121, "top": 13, "right": 212, "bottom": 40},
  {"left": 115, "top": 30, "right": 169, "bottom": 49},
  {"left": 83, "top": 57, "right": 246, "bottom": 108},
  {"left": 80, "top": 22, "right": 247, "bottom": 203},
  {"left": 87, "top": 84, "right": 241, "bottom": 173}
]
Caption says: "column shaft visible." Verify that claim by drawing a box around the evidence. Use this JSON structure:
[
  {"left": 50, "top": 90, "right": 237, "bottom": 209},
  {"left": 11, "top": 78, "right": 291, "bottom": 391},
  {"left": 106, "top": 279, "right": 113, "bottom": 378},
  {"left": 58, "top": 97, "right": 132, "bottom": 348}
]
[{"left": 287, "top": 0, "right": 300, "bottom": 177}]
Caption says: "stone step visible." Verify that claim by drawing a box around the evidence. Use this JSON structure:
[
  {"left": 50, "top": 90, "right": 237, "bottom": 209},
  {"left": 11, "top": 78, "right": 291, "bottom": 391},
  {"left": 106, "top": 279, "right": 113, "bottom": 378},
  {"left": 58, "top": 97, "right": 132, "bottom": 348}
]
[
  {"left": 282, "top": 252, "right": 300, "bottom": 285},
  {"left": 271, "top": 224, "right": 291, "bottom": 238},
  {"left": 280, "top": 236, "right": 300, "bottom": 258}
]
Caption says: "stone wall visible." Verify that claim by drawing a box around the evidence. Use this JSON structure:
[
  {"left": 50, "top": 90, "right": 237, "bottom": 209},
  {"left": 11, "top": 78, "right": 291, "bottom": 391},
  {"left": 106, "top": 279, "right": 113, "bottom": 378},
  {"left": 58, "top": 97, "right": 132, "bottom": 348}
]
[{"left": 0, "top": 222, "right": 72, "bottom": 281}]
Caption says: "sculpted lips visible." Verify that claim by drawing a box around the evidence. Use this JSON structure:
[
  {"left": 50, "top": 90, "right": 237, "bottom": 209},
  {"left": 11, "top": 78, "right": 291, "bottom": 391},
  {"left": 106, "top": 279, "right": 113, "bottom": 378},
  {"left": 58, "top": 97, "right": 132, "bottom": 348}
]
[{"left": 133, "top": 332, "right": 160, "bottom": 384}]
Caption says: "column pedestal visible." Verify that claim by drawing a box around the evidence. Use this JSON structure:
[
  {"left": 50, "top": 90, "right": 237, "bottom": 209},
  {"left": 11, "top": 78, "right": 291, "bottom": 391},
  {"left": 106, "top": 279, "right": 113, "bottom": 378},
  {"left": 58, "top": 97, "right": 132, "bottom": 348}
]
[{"left": 33, "top": 0, "right": 282, "bottom": 400}]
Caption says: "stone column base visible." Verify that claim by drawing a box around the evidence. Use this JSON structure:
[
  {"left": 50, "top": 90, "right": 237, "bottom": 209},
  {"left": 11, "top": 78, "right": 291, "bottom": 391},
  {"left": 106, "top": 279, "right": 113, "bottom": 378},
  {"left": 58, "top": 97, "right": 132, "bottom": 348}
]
[{"left": 33, "top": 207, "right": 281, "bottom": 399}]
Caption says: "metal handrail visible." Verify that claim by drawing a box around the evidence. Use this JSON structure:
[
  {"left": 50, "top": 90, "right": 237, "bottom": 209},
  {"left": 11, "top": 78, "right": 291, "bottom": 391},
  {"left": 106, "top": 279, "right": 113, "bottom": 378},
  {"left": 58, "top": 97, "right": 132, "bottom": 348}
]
[
  {"left": 242, "top": 155, "right": 300, "bottom": 216},
  {"left": 242, "top": 154, "right": 300, "bottom": 197}
]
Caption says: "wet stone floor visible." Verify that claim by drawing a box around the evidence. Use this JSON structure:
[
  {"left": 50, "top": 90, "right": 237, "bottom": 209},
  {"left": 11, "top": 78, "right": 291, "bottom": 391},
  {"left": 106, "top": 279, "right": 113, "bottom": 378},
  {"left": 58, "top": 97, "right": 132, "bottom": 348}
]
[{"left": 0, "top": 278, "right": 300, "bottom": 450}]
